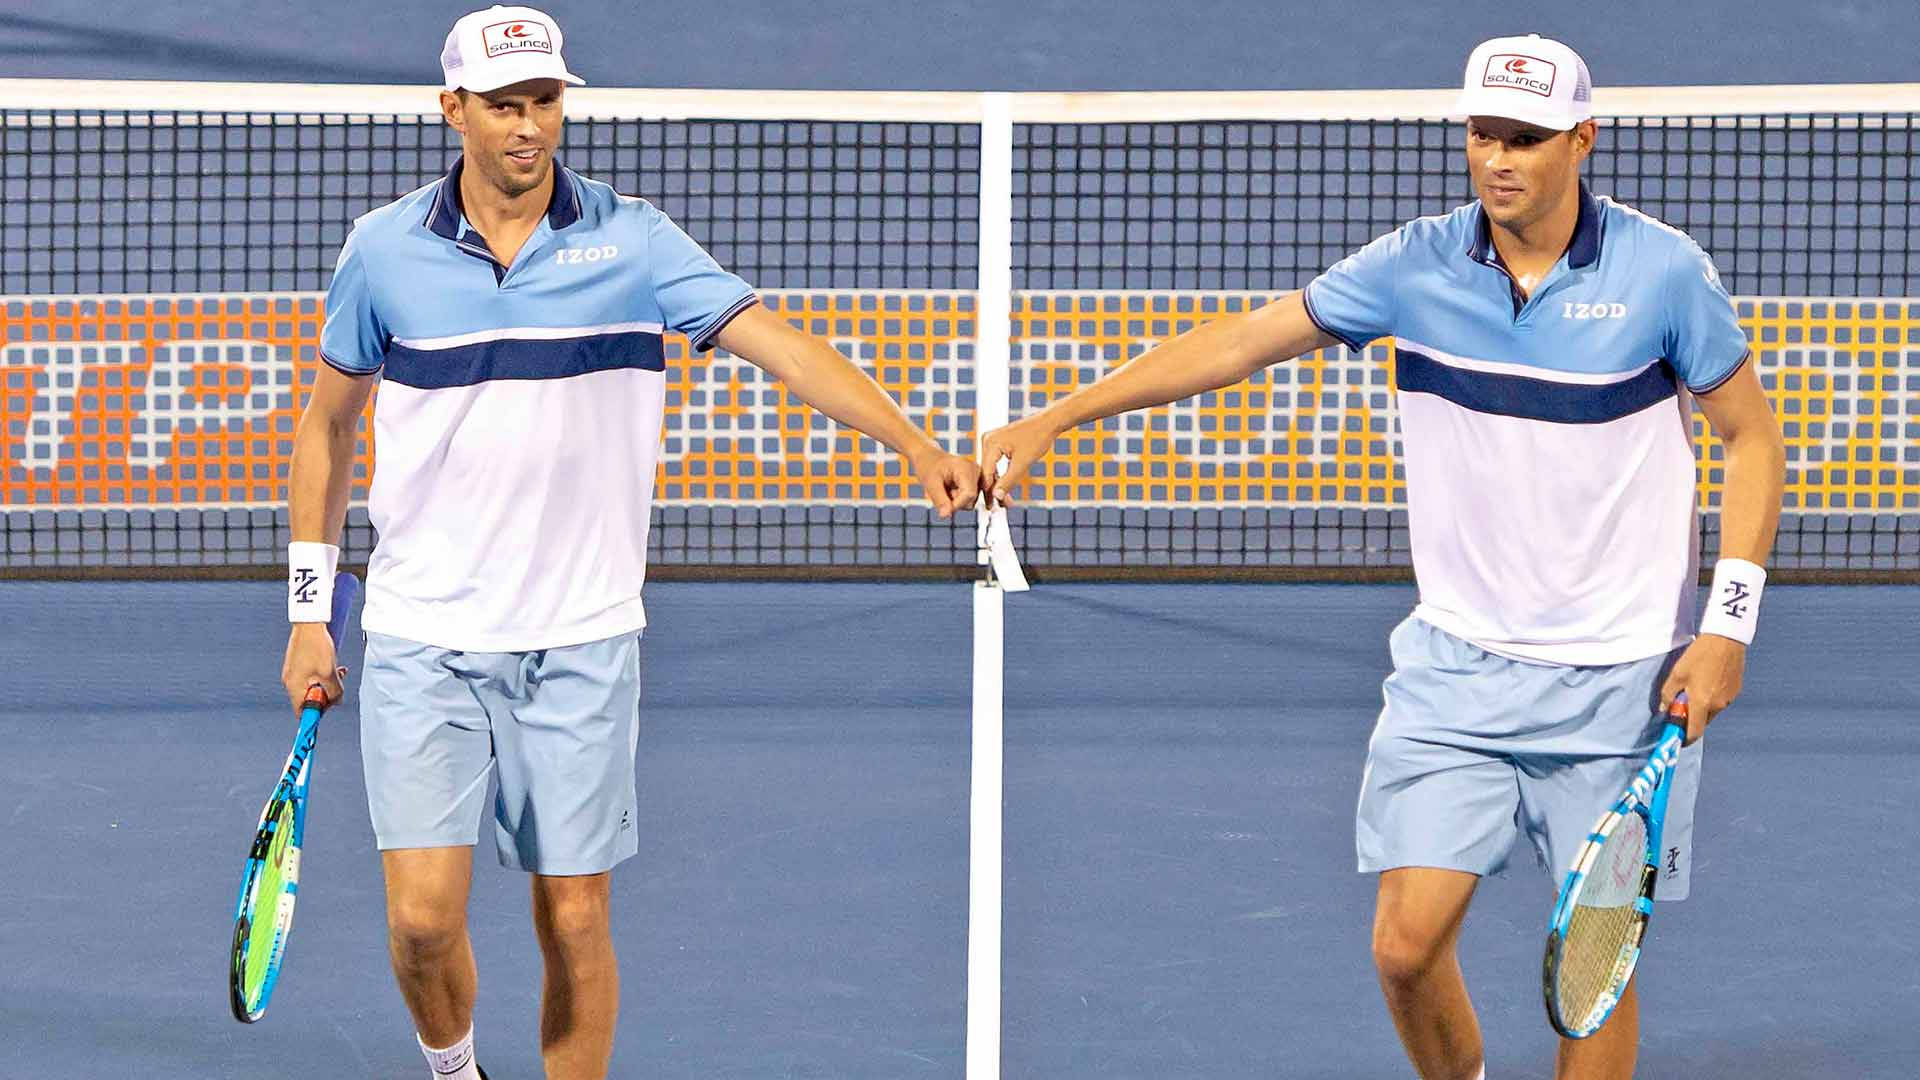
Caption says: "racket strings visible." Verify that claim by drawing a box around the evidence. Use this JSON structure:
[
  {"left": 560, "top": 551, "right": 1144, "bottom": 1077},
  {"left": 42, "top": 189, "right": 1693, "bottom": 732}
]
[
  {"left": 1553, "top": 814, "right": 1648, "bottom": 1025},
  {"left": 240, "top": 802, "right": 297, "bottom": 1001},
  {"left": 1558, "top": 900, "right": 1638, "bottom": 1017}
]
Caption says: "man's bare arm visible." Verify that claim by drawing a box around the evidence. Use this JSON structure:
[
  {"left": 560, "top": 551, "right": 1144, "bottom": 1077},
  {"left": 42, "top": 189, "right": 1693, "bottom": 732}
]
[
  {"left": 714, "top": 303, "right": 980, "bottom": 515},
  {"left": 1692, "top": 359, "right": 1786, "bottom": 565},
  {"left": 979, "top": 291, "right": 1339, "bottom": 503},
  {"left": 288, "top": 366, "right": 378, "bottom": 545},
  {"left": 1657, "top": 358, "right": 1786, "bottom": 738},
  {"left": 281, "top": 365, "right": 376, "bottom": 708}
]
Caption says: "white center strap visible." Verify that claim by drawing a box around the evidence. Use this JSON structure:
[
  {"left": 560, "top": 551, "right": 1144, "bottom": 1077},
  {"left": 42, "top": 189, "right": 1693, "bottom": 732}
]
[
  {"left": 1698, "top": 557, "right": 1766, "bottom": 644},
  {"left": 287, "top": 542, "right": 341, "bottom": 622},
  {"left": 978, "top": 507, "right": 1029, "bottom": 592},
  {"left": 977, "top": 455, "right": 1029, "bottom": 593}
]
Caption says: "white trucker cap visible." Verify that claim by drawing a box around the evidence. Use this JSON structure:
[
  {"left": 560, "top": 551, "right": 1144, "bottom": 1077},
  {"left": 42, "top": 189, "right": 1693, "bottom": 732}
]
[
  {"left": 440, "top": 5, "right": 586, "bottom": 93},
  {"left": 1453, "top": 34, "right": 1592, "bottom": 130}
]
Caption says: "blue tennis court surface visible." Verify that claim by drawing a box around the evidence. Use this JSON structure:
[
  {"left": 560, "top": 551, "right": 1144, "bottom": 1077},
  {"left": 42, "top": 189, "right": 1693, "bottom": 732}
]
[
  {"left": 0, "top": 581, "right": 1914, "bottom": 1077},
  {"left": 0, "top": 582, "right": 969, "bottom": 1079},
  {"left": 1002, "top": 583, "right": 1920, "bottom": 1078}
]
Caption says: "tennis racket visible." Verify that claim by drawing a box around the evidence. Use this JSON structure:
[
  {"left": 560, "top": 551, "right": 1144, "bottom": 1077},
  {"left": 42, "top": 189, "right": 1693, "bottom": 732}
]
[
  {"left": 229, "top": 571, "right": 360, "bottom": 1023},
  {"left": 1542, "top": 693, "right": 1688, "bottom": 1038}
]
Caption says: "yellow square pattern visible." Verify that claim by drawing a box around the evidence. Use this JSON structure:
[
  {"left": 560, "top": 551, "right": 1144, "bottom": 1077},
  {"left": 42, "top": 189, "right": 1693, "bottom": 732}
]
[{"left": 2, "top": 292, "right": 1914, "bottom": 516}]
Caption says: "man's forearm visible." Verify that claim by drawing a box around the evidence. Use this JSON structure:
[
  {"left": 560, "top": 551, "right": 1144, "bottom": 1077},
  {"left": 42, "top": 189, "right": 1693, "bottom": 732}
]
[
  {"left": 772, "top": 339, "right": 942, "bottom": 462},
  {"left": 287, "top": 408, "right": 360, "bottom": 545},
  {"left": 1714, "top": 431, "right": 1786, "bottom": 565},
  {"left": 1036, "top": 295, "right": 1310, "bottom": 436}
]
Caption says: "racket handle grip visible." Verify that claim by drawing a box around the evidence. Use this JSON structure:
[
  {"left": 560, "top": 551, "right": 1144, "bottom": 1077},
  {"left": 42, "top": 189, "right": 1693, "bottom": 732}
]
[
  {"left": 302, "top": 571, "right": 360, "bottom": 715},
  {"left": 1667, "top": 691, "right": 1688, "bottom": 720}
]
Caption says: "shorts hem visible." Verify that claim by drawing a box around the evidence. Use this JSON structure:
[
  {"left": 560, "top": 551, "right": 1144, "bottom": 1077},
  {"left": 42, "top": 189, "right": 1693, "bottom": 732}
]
[
  {"left": 374, "top": 834, "right": 480, "bottom": 852},
  {"left": 495, "top": 847, "right": 636, "bottom": 876},
  {"left": 1358, "top": 855, "right": 1498, "bottom": 877}
]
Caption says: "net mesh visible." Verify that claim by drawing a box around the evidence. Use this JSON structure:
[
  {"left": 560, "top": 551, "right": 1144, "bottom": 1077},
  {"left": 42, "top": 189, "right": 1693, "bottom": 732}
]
[
  {"left": 1017, "top": 116, "right": 1917, "bottom": 293},
  {"left": 1, "top": 112, "right": 980, "bottom": 292},
  {"left": 1553, "top": 813, "right": 1648, "bottom": 1031},
  {"left": 3, "top": 94, "right": 1916, "bottom": 578}
]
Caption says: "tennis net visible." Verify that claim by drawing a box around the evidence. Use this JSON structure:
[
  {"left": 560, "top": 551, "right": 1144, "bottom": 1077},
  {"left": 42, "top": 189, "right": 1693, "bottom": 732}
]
[{"left": 3, "top": 81, "right": 1916, "bottom": 580}]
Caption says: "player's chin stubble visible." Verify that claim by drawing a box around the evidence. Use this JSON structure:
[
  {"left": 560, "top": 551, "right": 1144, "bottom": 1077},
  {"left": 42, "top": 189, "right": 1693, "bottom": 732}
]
[
  {"left": 482, "top": 149, "right": 549, "bottom": 199},
  {"left": 1479, "top": 174, "right": 1558, "bottom": 235}
]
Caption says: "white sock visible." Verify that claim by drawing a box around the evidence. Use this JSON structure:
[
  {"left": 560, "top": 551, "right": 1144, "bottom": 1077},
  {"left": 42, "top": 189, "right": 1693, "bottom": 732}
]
[{"left": 419, "top": 1027, "right": 481, "bottom": 1080}]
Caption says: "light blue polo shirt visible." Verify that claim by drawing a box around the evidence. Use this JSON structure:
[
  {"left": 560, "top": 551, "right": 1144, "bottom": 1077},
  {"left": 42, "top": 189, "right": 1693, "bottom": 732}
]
[
  {"left": 1303, "top": 185, "right": 1752, "bottom": 665},
  {"left": 322, "top": 158, "right": 756, "bottom": 380},
  {"left": 317, "top": 159, "right": 758, "bottom": 651}
]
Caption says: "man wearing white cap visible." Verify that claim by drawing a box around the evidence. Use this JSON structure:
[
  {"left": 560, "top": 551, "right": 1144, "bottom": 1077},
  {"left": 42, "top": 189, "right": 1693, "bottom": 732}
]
[
  {"left": 981, "top": 34, "right": 1784, "bottom": 1080},
  {"left": 278, "top": 7, "right": 982, "bottom": 1079}
]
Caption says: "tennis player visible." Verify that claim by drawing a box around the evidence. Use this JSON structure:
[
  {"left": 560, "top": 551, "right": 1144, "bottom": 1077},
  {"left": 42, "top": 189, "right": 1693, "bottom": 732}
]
[
  {"left": 980, "top": 34, "right": 1784, "bottom": 1080},
  {"left": 277, "top": 7, "right": 979, "bottom": 1079}
]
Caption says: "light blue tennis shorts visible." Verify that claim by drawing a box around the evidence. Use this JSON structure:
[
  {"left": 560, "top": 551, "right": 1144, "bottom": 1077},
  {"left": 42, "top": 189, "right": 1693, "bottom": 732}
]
[
  {"left": 359, "top": 629, "right": 643, "bottom": 876},
  {"left": 1356, "top": 616, "right": 1704, "bottom": 900}
]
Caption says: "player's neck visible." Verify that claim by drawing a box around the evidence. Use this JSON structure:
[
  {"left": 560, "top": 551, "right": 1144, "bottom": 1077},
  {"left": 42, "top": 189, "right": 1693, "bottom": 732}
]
[
  {"left": 458, "top": 167, "right": 553, "bottom": 242},
  {"left": 458, "top": 166, "right": 553, "bottom": 267},
  {"left": 1487, "top": 187, "right": 1580, "bottom": 286}
]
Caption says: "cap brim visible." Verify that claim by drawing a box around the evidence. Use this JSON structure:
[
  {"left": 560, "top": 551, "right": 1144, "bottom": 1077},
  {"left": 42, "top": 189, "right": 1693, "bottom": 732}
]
[
  {"left": 452, "top": 66, "right": 587, "bottom": 93},
  {"left": 1452, "top": 91, "right": 1584, "bottom": 130}
]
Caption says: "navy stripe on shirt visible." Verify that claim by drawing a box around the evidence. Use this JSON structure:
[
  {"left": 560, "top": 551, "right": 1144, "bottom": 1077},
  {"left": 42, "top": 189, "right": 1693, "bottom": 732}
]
[
  {"left": 382, "top": 331, "right": 667, "bottom": 390},
  {"left": 1395, "top": 349, "right": 1678, "bottom": 424}
]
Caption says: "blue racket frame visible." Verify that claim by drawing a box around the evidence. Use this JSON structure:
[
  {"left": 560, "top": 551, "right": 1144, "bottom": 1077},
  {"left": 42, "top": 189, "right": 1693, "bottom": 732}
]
[
  {"left": 229, "top": 571, "right": 359, "bottom": 1023},
  {"left": 1542, "top": 702, "right": 1686, "bottom": 1039}
]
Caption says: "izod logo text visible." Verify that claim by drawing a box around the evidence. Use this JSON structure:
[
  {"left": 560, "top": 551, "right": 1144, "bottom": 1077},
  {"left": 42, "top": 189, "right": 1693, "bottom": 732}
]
[
  {"left": 555, "top": 245, "right": 618, "bottom": 265},
  {"left": 1563, "top": 302, "right": 1627, "bottom": 320}
]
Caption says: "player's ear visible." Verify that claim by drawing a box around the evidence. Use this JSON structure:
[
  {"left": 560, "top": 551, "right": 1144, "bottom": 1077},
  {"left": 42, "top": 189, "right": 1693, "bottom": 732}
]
[
  {"left": 440, "top": 89, "right": 466, "bottom": 134},
  {"left": 1570, "top": 119, "right": 1597, "bottom": 160}
]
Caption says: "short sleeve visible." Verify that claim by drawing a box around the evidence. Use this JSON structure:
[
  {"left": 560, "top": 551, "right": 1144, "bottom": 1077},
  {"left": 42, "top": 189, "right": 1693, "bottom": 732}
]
[
  {"left": 1303, "top": 229, "right": 1402, "bottom": 350},
  {"left": 319, "top": 228, "right": 389, "bottom": 375},
  {"left": 1664, "top": 240, "right": 1750, "bottom": 392},
  {"left": 648, "top": 208, "right": 758, "bottom": 352}
]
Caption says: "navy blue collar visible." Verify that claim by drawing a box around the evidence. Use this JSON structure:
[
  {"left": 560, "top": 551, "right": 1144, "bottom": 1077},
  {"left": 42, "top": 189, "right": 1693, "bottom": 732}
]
[
  {"left": 1468, "top": 182, "right": 1602, "bottom": 270},
  {"left": 424, "top": 156, "right": 582, "bottom": 240}
]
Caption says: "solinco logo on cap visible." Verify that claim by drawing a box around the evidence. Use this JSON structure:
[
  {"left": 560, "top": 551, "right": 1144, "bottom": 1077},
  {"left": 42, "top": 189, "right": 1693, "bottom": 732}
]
[
  {"left": 482, "top": 19, "right": 554, "bottom": 58},
  {"left": 1481, "top": 54, "right": 1557, "bottom": 98}
]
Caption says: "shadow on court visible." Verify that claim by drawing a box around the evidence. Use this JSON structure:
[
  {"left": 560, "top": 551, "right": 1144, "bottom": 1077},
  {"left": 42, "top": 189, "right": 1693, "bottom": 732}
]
[{"left": 0, "top": 582, "right": 969, "bottom": 1079}]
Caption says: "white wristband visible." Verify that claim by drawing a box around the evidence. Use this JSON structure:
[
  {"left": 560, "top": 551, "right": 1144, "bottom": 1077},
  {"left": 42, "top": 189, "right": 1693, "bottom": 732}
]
[
  {"left": 1698, "top": 557, "right": 1766, "bottom": 645},
  {"left": 289, "top": 542, "right": 341, "bottom": 623}
]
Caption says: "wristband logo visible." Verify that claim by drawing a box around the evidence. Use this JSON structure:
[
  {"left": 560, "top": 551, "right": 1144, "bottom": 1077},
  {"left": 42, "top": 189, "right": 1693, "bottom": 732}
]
[
  {"left": 1718, "top": 580, "right": 1752, "bottom": 619},
  {"left": 291, "top": 568, "right": 320, "bottom": 604}
]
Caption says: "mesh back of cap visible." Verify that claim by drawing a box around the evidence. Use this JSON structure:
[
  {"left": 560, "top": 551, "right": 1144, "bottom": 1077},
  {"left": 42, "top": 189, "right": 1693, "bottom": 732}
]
[{"left": 441, "top": 29, "right": 463, "bottom": 75}]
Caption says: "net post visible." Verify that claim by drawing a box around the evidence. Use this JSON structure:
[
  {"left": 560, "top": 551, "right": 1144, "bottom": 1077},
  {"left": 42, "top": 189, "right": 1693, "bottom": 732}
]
[{"left": 965, "top": 89, "right": 1012, "bottom": 1080}]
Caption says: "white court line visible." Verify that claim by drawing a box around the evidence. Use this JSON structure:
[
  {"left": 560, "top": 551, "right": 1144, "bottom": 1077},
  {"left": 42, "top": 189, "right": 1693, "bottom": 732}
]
[
  {"left": 965, "top": 90, "right": 1013, "bottom": 1080},
  {"left": 968, "top": 581, "right": 1005, "bottom": 1080}
]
